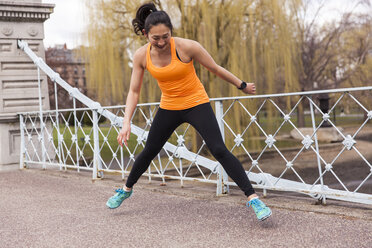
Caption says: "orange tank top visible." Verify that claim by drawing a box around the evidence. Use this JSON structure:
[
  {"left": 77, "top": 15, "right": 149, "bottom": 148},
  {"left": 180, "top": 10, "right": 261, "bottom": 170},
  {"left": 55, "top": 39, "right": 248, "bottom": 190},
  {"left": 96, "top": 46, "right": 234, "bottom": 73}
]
[{"left": 146, "top": 37, "right": 209, "bottom": 110}]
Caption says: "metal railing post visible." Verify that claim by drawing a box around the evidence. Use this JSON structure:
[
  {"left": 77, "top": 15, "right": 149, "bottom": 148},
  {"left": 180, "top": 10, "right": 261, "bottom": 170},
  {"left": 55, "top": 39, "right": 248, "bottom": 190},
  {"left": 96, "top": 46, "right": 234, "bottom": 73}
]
[
  {"left": 180, "top": 158, "right": 183, "bottom": 187},
  {"left": 54, "top": 81, "right": 63, "bottom": 170},
  {"left": 309, "top": 96, "right": 326, "bottom": 204},
  {"left": 215, "top": 100, "right": 229, "bottom": 195},
  {"left": 92, "top": 109, "right": 100, "bottom": 179},
  {"left": 37, "top": 67, "right": 46, "bottom": 169},
  {"left": 19, "top": 114, "right": 26, "bottom": 169},
  {"left": 120, "top": 142, "right": 125, "bottom": 180},
  {"left": 148, "top": 160, "right": 152, "bottom": 183},
  {"left": 73, "top": 98, "right": 79, "bottom": 172}
]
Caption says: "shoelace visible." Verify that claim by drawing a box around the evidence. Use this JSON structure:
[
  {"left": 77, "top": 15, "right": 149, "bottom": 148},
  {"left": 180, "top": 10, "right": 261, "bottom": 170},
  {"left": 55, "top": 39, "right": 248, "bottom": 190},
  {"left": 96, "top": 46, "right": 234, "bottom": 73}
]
[
  {"left": 115, "top": 188, "right": 125, "bottom": 194},
  {"left": 249, "top": 199, "right": 265, "bottom": 212}
]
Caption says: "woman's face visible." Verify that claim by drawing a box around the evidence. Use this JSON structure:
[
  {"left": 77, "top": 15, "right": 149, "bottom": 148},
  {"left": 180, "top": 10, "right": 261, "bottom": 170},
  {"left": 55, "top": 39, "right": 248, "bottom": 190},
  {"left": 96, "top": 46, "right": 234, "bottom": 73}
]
[{"left": 146, "top": 24, "right": 171, "bottom": 51}]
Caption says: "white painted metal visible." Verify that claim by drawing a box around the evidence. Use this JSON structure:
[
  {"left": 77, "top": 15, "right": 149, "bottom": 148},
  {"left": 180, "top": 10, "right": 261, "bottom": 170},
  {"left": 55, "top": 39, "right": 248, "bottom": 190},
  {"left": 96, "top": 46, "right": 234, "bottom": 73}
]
[
  {"left": 53, "top": 81, "right": 63, "bottom": 171},
  {"left": 309, "top": 97, "right": 325, "bottom": 204},
  {"left": 37, "top": 67, "right": 46, "bottom": 170},
  {"left": 92, "top": 110, "right": 99, "bottom": 179},
  {"left": 19, "top": 114, "right": 25, "bottom": 169},
  {"left": 215, "top": 100, "right": 229, "bottom": 195},
  {"left": 17, "top": 40, "right": 372, "bottom": 204}
]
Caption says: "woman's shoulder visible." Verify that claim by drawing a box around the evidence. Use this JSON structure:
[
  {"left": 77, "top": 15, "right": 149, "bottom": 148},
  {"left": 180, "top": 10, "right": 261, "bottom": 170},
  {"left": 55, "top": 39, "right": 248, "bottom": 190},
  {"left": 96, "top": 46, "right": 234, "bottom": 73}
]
[
  {"left": 173, "top": 37, "right": 200, "bottom": 52},
  {"left": 174, "top": 37, "right": 199, "bottom": 46},
  {"left": 133, "top": 43, "right": 149, "bottom": 68},
  {"left": 134, "top": 43, "right": 149, "bottom": 57}
]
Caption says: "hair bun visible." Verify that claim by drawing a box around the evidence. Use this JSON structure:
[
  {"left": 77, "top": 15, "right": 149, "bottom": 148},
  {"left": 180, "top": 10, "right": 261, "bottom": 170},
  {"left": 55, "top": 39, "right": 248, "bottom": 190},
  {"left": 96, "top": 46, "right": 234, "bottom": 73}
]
[{"left": 132, "top": 2, "right": 173, "bottom": 36}]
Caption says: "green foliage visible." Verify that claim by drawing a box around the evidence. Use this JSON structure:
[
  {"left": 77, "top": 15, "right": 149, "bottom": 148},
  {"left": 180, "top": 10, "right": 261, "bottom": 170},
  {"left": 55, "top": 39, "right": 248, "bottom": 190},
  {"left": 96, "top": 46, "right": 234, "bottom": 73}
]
[
  {"left": 63, "top": 110, "right": 107, "bottom": 126},
  {"left": 53, "top": 126, "right": 142, "bottom": 163},
  {"left": 81, "top": 0, "right": 372, "bottom": 149},
  {"left": 82, "top": 0, "right": 305, "bottom": 149},
  {"left": 82, "top": 0, "right": 302, "bottom": 104}
]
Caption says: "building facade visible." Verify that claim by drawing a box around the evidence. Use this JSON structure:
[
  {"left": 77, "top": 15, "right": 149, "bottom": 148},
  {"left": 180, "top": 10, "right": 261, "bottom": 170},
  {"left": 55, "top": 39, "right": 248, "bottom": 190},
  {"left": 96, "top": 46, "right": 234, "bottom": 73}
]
[
  {"left": 0, "top": 0, "right": 53, "bottom": 166},
  {"left": 45, "top": 44, "right": 87, "bottom": 109}
]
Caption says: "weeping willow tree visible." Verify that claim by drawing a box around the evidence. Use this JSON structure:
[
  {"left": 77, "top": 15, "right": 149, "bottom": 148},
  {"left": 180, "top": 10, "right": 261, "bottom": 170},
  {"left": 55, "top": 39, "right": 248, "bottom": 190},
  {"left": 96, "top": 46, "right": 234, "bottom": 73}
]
[
  {"left": 83, "top": 0, "right": 301, "bottom": 151},
  {"left": 336, "top": 13, "right": 372, "bottom": 113},
  {"left": 167, "top": 0, "right": 301, "bottom": 149}
]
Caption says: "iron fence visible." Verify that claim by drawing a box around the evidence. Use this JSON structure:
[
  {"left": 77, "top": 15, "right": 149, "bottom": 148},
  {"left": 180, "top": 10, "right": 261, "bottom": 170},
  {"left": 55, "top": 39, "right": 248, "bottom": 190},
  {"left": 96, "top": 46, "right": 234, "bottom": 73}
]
[{"left": 17, "top": 40, "right": 372, "bottom": 205}]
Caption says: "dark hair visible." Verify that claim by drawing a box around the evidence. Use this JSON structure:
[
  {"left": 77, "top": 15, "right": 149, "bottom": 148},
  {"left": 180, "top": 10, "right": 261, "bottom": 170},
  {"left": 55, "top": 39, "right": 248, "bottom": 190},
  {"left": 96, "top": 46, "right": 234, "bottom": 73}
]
[{"left": 132, "top": 2, "right": 173, "bottom": 35}]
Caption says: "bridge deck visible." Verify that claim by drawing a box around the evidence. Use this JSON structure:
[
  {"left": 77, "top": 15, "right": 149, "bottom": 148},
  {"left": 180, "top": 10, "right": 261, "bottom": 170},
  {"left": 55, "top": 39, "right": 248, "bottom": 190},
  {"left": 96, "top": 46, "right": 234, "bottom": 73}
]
[{"left": 1, "top": 169, "right": 371, "bottom": 247}]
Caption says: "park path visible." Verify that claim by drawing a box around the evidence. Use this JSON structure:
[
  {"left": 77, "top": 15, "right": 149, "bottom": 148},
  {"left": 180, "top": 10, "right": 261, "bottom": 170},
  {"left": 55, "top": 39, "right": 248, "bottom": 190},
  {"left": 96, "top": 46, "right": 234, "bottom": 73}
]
[{"left": 0, "top": 168, "right": 371, "bottom": 248}]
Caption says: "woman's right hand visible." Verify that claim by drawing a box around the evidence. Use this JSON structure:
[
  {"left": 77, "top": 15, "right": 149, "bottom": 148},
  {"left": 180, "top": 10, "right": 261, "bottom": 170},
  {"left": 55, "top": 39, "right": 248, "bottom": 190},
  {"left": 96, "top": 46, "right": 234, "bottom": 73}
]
[
  {"left": 242, "top": 83, "right": 256, "bottom": 95},
  {"left": 115, "top": 46, "right": 145, "bottom": 148},
  {"left": 117, "top": 123, "right": 131, "bottom": 147}
]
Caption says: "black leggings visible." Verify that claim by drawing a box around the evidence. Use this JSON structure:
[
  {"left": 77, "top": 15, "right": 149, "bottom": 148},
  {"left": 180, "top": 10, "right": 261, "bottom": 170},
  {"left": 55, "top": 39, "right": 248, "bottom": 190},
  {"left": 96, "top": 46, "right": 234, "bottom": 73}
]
[{"left": 126, "top": 102, "right": 255, "bottom": 197}]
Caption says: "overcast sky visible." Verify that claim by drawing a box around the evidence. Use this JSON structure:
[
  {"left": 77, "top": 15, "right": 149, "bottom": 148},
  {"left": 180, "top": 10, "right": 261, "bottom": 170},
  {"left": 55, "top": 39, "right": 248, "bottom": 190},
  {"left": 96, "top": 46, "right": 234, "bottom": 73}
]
[
  {"left": 43, "top": 0, "right": 86, "bottom": 49},
  {"left": 42, "top": 0, "right": 371, "bottom": 49}
]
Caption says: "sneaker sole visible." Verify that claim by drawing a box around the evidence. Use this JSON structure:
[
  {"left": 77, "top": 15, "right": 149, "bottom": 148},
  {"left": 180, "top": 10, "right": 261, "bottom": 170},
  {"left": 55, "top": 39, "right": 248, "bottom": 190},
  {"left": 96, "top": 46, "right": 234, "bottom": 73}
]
[
  {"left": 106, "top": 202, "right": 120, "bottom": 209},
  {"left": 259, "top": 210, "right": 272, "bottom": 221},
  {"left": 106, "top": 192, "right": 132, "bottom": 209}
]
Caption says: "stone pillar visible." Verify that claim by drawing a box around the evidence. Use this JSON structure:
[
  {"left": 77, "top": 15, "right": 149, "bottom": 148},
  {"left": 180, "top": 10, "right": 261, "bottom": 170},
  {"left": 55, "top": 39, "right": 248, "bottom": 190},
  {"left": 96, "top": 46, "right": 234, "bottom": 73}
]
[{"left": 0, "top": 0, "right": 54, "bottom": 166}]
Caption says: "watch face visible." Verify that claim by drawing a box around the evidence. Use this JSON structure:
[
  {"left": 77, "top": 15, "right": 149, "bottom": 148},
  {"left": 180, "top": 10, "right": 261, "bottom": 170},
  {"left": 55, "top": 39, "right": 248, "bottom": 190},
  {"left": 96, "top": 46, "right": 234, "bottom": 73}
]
[{"left": 239, "top": 82, "right": 247, "bottom": 89}]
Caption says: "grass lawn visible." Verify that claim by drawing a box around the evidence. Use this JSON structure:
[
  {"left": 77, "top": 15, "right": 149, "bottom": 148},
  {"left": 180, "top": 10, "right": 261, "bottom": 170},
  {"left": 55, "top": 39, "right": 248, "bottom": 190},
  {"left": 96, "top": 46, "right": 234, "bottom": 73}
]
[{"left": 53, "top": 125, "right": 142, "bottom": 163}]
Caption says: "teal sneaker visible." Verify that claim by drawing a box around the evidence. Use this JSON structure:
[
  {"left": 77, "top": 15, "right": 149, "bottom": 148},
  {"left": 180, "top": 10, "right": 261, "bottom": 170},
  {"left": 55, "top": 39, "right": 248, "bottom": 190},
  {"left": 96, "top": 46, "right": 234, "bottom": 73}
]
[
  {"left": 106, "top": 188, "right": 132, "bottom": 209},
  {"left": 247, "top": 198, "right": 272, "bottom": 221}
]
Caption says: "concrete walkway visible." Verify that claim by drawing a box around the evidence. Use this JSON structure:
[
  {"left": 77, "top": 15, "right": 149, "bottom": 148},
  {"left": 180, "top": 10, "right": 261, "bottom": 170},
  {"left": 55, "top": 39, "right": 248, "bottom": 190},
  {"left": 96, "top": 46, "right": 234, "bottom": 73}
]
[{"left": 1, "top": 168, "right": 371, "bottom": 248}]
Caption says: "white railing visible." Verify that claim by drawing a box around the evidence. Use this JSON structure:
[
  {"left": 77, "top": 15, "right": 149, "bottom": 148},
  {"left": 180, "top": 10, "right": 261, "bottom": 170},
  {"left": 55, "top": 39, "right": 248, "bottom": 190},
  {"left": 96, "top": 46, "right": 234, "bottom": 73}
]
[{"left": 17, "top": 40, "right": 372, "bottom": 204}]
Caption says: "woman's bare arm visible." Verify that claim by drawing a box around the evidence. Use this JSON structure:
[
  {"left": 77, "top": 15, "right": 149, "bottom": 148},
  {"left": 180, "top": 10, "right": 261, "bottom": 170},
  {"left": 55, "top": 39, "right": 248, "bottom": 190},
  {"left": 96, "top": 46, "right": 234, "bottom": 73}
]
[
  {"left": 186, "top": 39, "right": 256, "bottom": 94},
  {"left": 117, "top": 47, "right": 146, "bottom": 146}
]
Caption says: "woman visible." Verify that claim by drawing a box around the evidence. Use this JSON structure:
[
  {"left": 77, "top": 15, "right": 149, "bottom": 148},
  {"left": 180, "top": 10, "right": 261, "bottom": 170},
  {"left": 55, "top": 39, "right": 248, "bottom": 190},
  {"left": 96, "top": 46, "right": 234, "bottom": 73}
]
[{"left": 106, "top": 2, "right": 272, "bottom": 221}]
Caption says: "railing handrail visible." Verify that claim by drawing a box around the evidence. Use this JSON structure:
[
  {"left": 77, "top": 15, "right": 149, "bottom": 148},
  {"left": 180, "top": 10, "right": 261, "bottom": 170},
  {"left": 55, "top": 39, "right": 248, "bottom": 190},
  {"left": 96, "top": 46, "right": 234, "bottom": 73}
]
[
  {"left": 18, "top": 39, "right": 372, "bottom": 205},
  {"left": 210, "top": 86, "right": 372, "bottom": 101},
  {"left": 17, "top": 86, "right": 372, "bottom": 116}
]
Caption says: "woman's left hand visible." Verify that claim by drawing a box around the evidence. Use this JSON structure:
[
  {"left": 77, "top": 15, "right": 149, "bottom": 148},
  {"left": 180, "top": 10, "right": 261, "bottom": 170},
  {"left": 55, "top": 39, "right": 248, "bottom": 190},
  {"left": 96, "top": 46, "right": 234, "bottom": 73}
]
[{"left": 242, "top": 83, "right": 256, "bottom": 94}]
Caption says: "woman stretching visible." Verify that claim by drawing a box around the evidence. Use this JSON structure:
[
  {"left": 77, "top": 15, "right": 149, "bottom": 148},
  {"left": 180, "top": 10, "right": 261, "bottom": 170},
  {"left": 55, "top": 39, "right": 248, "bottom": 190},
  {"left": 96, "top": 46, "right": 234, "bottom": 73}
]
[{"left": 106, "top": 2, "right": 272, "bottom": 221}]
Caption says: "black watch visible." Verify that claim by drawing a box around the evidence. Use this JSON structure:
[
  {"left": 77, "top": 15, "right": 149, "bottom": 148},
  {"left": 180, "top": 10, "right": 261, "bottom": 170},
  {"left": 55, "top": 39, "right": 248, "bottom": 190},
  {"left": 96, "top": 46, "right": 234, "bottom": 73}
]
[{"left": 238, "top": 81, "right": 247, "bottom": 90}]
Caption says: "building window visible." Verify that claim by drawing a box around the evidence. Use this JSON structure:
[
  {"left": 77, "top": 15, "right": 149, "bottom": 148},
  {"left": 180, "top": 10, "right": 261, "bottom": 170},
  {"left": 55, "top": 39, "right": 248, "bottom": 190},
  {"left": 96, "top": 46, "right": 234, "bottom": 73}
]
[
  {"left": 74, "top": 67, "right": 78, "bottom": 75},
  {"left": 74, "top": 78, "right": 79, "bottom": 87},
  {"left": 82, "top": 67, "right": 85, "bottom": 75},
  {"left": 83, "top": 77, "right": 86, "bottom": 87}
]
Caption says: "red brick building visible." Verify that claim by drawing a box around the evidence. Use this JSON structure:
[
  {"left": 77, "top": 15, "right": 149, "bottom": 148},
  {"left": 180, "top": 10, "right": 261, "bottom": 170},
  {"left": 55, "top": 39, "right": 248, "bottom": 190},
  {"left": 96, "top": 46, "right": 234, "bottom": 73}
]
[{"left": 45, "top": 44, "right": 87, "bottom": 109}]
